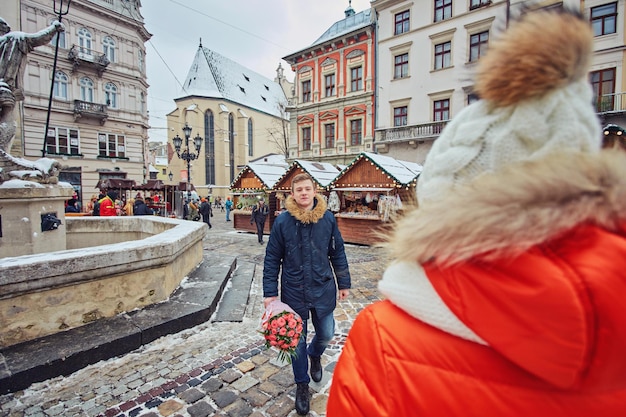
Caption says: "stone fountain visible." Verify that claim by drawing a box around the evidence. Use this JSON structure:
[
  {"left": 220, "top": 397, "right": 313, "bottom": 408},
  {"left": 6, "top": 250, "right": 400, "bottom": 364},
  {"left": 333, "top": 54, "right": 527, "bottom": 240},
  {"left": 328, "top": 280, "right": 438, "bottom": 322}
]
[{"left": 0, "top": 18, "right": 209, "bottom": 365}]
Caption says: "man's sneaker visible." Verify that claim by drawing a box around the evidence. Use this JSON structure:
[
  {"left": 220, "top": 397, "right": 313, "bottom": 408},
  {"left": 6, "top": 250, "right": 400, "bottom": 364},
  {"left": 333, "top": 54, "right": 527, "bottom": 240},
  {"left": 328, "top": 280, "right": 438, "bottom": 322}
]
[
  {"left": 310, "top": 355, "right": 322, "bottom": 383},
  {"left": 295, "top": 383, "right": 310, "bottom": 415}
]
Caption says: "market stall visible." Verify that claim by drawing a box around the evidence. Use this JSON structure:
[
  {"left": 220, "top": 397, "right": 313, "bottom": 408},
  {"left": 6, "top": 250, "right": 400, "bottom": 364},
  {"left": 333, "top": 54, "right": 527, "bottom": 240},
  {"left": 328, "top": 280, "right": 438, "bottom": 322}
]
[
  {"left": 329, "top": 152, "right": 421, "bottom": 245},
  {"left": 134, "top": 180, "right": 172, "bottom": 216},
  {"left": 230, "top": 161, "right": 287, "bottom": 234},
  {"left": 272, "top": 159, "right": 341, "bottom": 216}
]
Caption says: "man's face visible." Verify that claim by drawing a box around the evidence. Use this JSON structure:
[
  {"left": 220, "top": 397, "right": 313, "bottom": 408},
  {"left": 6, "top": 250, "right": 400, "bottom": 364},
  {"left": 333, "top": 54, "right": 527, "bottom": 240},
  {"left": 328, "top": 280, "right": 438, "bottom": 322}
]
[{"left": 292, "top": 179, "right": 316, "bottom": 210}]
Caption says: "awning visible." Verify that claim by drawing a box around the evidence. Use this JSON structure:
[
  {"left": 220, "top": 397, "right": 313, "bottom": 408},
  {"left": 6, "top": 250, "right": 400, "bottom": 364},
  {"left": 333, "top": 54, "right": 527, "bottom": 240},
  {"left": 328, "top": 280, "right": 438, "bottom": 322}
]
[{"left": 95, "top": 178, "right": 137, "bottom": 190}]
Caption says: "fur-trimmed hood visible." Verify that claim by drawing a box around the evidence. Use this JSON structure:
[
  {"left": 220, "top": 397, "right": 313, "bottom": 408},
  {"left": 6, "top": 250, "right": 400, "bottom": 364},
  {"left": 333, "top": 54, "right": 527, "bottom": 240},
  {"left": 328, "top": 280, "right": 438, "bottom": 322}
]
[
  {"left": 284, "top": 194, "right": 327, "bottom": 224},
  {"left": 387, "top": 150, "right": 626, "bottom": 265}
]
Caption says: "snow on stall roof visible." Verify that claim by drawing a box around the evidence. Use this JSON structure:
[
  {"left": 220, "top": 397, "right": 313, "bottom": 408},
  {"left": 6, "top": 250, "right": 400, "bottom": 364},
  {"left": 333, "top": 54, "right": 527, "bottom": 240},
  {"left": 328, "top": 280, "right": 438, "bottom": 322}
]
[
  {"left": 294, "top": 160, "right": 340, "bottom": 188},
  {"left": 179, "top": 45, "right": 288, "bottom": 119},
  {"left": 247, "top": 162, "right": 288, "bottom": 189},
  {"left": 362, "top": 152, "right": 422, "bottom": 185}
]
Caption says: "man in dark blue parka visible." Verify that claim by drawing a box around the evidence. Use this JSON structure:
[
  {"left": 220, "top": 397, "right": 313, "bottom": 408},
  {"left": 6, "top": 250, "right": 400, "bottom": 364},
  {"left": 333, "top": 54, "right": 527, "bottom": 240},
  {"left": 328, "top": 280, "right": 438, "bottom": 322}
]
[{"left": 263, "top": 173, "right": 351, "bottom": 416}]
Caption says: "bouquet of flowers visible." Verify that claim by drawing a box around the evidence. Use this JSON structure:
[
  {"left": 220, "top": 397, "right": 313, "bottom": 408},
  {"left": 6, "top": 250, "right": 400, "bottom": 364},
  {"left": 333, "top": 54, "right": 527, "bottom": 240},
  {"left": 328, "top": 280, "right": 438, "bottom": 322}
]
[{"left": 259, "top": 300, "right": 303, "bottom": 364}]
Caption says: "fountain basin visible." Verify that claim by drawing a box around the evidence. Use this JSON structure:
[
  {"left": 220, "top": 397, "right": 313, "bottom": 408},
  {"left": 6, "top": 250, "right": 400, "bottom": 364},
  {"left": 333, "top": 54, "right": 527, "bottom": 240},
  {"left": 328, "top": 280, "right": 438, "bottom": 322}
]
[{"left": 0, "top": 216, "right": 207, "bottom": 348}]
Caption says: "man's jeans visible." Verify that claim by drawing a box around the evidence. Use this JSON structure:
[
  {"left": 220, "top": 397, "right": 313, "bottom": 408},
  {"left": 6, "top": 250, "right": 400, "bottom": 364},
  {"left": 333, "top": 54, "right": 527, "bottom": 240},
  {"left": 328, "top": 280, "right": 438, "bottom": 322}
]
[{"left": 292, "top": 309, "right": 335, "bottom": 384}]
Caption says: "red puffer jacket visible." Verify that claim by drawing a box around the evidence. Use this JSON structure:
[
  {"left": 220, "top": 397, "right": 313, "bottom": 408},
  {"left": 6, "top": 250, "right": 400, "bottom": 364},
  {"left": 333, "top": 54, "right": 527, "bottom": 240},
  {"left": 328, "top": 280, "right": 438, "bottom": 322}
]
[
  {"left": 98, "top": 196, "right": 117, "bottom": 216},
  {"left": 327, "top": 151, "right": 626, "bottom": 417}
]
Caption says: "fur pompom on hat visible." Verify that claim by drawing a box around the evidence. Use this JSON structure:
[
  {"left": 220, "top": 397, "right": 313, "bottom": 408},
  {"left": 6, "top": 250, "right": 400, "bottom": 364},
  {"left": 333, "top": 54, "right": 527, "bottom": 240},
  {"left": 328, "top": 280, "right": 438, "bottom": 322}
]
[{"left": 417, "top": 10, "right": 602, "bottom": 204}]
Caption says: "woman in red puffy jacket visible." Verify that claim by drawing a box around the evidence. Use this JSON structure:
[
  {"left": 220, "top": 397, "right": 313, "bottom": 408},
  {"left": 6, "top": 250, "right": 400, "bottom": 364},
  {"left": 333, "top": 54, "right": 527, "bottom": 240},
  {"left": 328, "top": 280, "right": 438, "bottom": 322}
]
[{"left": 327, "top": 10, "right": 626, "bottom": 417}]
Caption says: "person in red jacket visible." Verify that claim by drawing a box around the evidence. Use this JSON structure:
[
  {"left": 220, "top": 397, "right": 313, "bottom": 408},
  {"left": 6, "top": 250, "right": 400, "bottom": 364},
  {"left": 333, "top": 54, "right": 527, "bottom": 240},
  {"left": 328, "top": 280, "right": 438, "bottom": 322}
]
[
  {"left": 327, "top": 10, "right": 626, "bottom": 417},
  {"left": 98, "top": 190, "right": 118, "bottom": 216}
]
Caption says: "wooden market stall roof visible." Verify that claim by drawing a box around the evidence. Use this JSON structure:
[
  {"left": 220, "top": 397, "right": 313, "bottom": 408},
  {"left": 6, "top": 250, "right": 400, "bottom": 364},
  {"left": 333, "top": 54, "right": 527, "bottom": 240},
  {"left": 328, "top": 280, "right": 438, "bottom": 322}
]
[
  {"left": 331, "top": 152, "right": 422, "bottom": 190},
  {"left": 273, "top": 160, "right": 341, "bottom": 192},
  {"left": 230, "top": 161, "right": 288, "bottom": 192},
  {"left": 95, "top": 178, "right": 137, "bottom": 191}
]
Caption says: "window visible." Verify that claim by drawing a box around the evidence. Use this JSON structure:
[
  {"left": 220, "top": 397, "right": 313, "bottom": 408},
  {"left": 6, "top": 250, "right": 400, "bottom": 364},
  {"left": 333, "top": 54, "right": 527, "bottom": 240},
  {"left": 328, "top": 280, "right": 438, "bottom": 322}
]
[
  {"left": 98, "top": 133, "right": 126, "bottom": 158},
  {"left": 350, "top": 119, "right": 362, "bottom": 146},
  {"left": 248, "top": 119, "right": 254, "bottom": 157},
  {"left": 104, "top": 82, "right": 117, "bottom": 108},
  {"left": 50, "top": 25, "right": 66, "bottom": 48},
  {"left": 140, "top": 92, "right": 145, "bottom": 114},
  {"left": 435, "top": 0, "right": 452, "bottom": 22},
  {"left": 590, "top": 68, "right": 616, "bottom": 111},
  {"left": 469, "top": 31, "right": 489, "bottom": 62},
  {"left": 325, "top": 123, "right": 335, "bottom": 148},
  {"left": 302, "top": 80, "right": 311, "bottom": 103},
  {"left": 302, "top": 127, "right": 312, "bottom": 150},
  {"left": 325, "top": 73, "right": 336, "bottom": 97},
  {"left": 351, "top": 66, "right": 363, "bottom": 91},
  {"left": 103, "top": 36, "right": 115, "bottom": 62},
  {"left": 394, "top": 53, "right": 409, "bottom": 79},
  {"left": 470, "top": 0, "right": 491, "bottom": 9},
  {"left": 80, "top": 77, "right": 94, "bottom": 102},
  {"left": 434, "top": 99, "right": 450, "bottom": 121},
  {"left": 46, "top": 127, "right": 79, "bottom": 155},
  {"left": 138, "top": 49, "right": 144, "bottom": 72},
  {"left": 394, "top": 106, "right": 408, "bottom": 126},
  {"left": 77, "top": 28, "right": 92, "bottom": 53},
  {"left": 434, "top": 41, "right": 451, "bottom": 69},
  {"left": 468, "top": 92, "right": 479, "bottom": 105},
  {"left": 53, "top": 71, "right": 68, "bottom": 99},
  {"left": 395, "top": 10, "right": 410, "bottom": 35},
  {"left": 591, "top": 3, "right": 617, "bottom": 36}
]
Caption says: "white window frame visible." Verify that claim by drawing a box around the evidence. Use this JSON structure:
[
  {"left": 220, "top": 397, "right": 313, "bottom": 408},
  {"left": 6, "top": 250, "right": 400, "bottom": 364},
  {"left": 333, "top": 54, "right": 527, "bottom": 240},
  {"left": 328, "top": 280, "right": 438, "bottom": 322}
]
[
  {"left": 104, "top": 82, "right": 117, "bottom": 108},
  {"left": 80, "top": 77, "right": 94, "bottom": 102},
  {"left": 98, "top": 132, "right": 126, "bottom": 158},
  {"left": 53, "top": 71, "right": 69, "bottom": 99},
  {"left": 103, "top": 36, "right": 116, "bottom": 62},
  {"left": 46, "top": 127, "right": 80, "bottom": 155}
]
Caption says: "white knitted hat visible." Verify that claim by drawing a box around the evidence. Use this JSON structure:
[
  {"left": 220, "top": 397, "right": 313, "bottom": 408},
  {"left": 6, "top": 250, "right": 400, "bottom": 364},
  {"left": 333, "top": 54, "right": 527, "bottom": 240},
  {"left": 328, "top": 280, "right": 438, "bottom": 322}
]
[{"left": 417, "top": 10, "right": 602, "bottom": 204}]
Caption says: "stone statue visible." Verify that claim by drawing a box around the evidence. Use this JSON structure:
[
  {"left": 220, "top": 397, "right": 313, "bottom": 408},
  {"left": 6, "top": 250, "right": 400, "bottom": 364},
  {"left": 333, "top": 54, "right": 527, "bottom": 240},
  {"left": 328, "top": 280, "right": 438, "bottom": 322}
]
[{"left": 0, "top": 17, "right": 64, "bottom": 183}]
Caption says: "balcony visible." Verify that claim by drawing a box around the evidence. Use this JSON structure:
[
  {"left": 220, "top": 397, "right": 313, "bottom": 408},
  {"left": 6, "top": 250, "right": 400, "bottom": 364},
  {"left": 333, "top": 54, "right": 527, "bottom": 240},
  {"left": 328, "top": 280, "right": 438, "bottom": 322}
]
[
  {"left": 68, "top": 45, "right": 110, "bottom": 76},
  {"left": 73, "top": 100, "right": 108, "bottom": 124},
  {"left": 374, "top": 120, "right": 448, "bottom": 144},
  {"left": 595, "top": 92, "right": 626, "bottom": 114}
]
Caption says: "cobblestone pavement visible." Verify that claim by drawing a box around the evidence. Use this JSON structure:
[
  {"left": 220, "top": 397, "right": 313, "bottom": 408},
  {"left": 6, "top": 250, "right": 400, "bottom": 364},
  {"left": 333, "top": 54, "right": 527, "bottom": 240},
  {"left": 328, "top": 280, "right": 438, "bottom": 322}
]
[{"left": 0, "top": 214, "right": 386, "bottom": 417}]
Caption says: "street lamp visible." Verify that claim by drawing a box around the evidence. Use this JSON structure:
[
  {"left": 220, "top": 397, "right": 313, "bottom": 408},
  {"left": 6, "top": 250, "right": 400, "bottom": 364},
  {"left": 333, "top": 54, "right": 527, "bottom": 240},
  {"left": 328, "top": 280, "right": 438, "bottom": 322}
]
[{"left": 172, "top": 123, "right": 203, "bottom": 202}]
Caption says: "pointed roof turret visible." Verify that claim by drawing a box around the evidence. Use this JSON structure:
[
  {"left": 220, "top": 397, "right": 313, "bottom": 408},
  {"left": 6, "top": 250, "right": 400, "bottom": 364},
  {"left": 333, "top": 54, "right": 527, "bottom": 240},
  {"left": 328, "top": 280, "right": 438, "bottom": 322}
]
[{"left": 345, "top": 0, "right": 355, "bottom": 17}]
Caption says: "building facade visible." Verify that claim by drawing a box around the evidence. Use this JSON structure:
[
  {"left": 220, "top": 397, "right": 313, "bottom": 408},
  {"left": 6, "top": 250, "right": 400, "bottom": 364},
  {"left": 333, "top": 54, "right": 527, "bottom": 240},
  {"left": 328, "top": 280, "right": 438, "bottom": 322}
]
[
  {"left": 587, "top": 0, "right": 626, "bottom": 128},
  {"left": 282, "top": 4, "right": 377, "bottom": 165},
  {"left": 166, "top": 43, "right": 290, "bottom": 199},
  {"left": 371, "top": 0, "right": 625, "bottom": 164},
  {"left": 371, "top": 0, "right": 510, "bottom": 163},
  {"left": 14, "top": 0, "right": 150, "bottom": 208}
]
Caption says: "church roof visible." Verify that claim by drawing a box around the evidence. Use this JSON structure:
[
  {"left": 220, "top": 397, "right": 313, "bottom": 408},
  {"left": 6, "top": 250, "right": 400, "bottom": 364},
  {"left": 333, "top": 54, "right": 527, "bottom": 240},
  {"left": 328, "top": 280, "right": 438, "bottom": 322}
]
[{"left": 178, "top": 45, "right": 288, "bottom": 119}]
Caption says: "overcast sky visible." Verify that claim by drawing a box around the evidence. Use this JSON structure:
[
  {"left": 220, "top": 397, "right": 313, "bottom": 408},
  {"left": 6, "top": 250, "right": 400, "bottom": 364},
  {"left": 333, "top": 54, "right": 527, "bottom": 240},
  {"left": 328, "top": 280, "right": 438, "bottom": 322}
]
[{"left": 141, "top": 0, "right": 372, "bottom": 143}]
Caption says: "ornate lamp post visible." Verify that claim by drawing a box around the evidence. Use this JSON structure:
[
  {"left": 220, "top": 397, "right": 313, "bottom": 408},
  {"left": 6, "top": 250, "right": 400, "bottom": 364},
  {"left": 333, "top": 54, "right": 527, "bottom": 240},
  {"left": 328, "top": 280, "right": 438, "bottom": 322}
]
[{"left": 172, "top": 123, "right": 203, "bottom": 202}]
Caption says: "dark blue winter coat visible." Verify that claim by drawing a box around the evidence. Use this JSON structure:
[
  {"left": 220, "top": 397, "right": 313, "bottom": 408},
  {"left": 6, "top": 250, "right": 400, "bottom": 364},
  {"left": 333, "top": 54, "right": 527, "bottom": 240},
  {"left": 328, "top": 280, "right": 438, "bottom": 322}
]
[{"left": 263, "top": 195, "right": 351, "bottom": 320}]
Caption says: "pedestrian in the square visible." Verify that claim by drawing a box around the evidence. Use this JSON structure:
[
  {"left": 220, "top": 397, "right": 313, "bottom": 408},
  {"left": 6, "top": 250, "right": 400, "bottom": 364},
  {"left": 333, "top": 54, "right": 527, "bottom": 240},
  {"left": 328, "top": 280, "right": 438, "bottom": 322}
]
[
  {"left": 327, "top": 9, "right": 626, "bottom": 417},
  {"left": 263, "top": 173, "right": 351, "bottom": 415},
  {"left": 250, "top": 197, "right": 269, "bottom": 244},
  {"left": 199, "top": 197, "right": 212, "bottom": 229},
  {"left": 225, "top": 197, "right": 233, "bottom": 221}
]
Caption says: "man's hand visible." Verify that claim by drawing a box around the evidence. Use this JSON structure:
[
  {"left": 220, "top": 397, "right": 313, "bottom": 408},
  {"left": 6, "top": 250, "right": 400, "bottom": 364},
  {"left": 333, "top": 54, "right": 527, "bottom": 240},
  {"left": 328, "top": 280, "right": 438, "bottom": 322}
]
[
  {"left": 264, "top": 296, "right": 278, "bottom": 308},
  {"left": 338, "top": 289, "right": 350, "bottom": 300}
]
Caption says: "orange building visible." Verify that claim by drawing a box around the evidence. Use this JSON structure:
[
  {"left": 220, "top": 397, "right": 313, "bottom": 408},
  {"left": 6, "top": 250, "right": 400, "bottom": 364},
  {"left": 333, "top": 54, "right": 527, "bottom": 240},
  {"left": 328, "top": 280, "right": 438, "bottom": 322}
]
[{"left": 282, "top": 3, "right": 376, "bottom": 165}]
